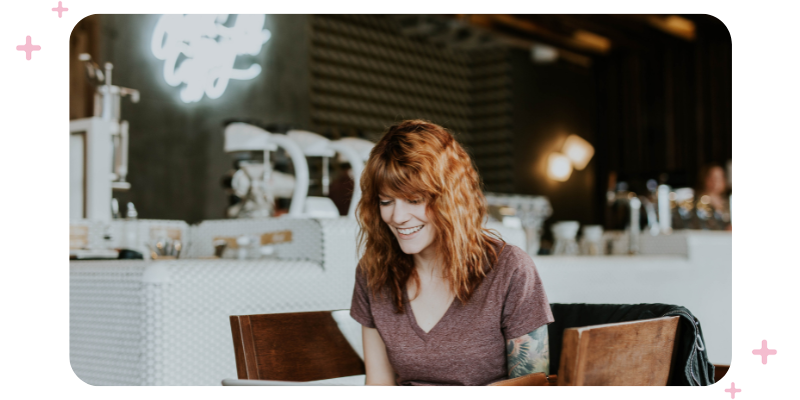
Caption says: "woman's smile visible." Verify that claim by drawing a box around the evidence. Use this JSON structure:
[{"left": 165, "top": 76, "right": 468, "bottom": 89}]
[{"left": 397, "top": 225, "right": 425, "bottom": 238}]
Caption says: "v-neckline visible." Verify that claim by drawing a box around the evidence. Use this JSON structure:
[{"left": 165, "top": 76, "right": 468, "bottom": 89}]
[{"left": 404, "top": 288, "right": 458, "bottom": 341}]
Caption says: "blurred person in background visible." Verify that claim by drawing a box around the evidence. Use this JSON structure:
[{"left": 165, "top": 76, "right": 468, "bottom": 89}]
[
  {"left": 694, "top": 164, "right": 731, "bottom": 231},
  {"left": 329, "top": 162, "right": 354, "bottom": 216}
]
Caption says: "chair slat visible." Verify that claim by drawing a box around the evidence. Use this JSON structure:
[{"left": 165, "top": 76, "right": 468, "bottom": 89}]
[
  {"left": 557, "top": 316, "right": 680, "bottom": 386},
  {"left": 230, "top": 311, "right": 365, "bottom": 382}
]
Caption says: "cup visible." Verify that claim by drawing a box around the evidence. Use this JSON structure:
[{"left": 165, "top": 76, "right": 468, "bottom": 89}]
[
  {"left": 580, "top": 225, "right": 604, "bottom": 255},
  {"left": 552, "top": 221, "right": 580, "bottom": 255}
]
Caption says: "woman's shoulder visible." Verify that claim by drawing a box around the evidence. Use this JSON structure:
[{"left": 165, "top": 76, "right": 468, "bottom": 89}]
[
  {"left": 489, "top": 238, "right": 530, "bottom": 262},
  {"left": 491, "top": 241, "right": 537, "bottom": 275}
]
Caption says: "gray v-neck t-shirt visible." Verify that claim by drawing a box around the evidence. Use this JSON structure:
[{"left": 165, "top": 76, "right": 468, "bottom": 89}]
[{"left": 350, "top": 243, "right": 554, "bottom": 386}]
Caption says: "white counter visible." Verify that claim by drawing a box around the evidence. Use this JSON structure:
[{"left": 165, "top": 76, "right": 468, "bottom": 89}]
[
  {"left": 533, "top": 230, "right": 731, "bottom": 365},
  {"left": 70, "top": 218, "right": 360, "bottom": 386},
  {"left": 70, "top": 222, "right": 730, "bottom": 385}
]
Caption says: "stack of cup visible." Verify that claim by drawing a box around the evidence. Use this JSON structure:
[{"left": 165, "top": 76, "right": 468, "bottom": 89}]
[
  {"left": 551, "top": 221, "right": 580, "bottom": 256},
  {"left": 580, "top": 225, "right": 605, "bottom": 255}
]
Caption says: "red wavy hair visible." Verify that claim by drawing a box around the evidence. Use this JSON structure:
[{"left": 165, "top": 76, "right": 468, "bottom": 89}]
[{"left": 356, "top": 119, "right": 503, "bottom": 313}]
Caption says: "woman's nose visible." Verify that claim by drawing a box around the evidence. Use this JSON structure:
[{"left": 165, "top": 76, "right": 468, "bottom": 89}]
[{"left": 392, "top": 200, "right": 411, "bottom": 225}]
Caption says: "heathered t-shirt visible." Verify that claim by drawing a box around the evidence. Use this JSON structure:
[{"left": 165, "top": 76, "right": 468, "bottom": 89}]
[{"left": 350, "top": 242, "right": 554, "bottom": 386}]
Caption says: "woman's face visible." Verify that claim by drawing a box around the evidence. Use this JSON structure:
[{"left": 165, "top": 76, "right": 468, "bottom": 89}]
[
  {"left": 705, "top": 166, "right": 727, "bottom": 196},
  {"left": 379, "top": 195, "right": 436, "bottom": 258}
]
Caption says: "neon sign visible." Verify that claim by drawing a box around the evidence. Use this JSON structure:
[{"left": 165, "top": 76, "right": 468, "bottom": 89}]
[{"left": 151, "top": 14, "right": 271, "bottom": 103}]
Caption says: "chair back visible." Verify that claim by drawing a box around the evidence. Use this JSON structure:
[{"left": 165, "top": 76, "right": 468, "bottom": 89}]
[
  {"left": 557, "top": 316, "right": 680, "bottom": 386},
  {"left": 230, "top": 310, "right": 365, "bottom": 381}
]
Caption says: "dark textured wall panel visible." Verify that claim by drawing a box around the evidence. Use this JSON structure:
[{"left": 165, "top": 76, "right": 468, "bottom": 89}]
[{"left": 309, "top": 15, "right": 514, "bottom": 192}]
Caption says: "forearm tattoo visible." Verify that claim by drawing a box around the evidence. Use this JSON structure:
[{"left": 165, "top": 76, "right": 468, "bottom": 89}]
[{"left": 506, "top": 324, "right": 550, "bottom": 378}]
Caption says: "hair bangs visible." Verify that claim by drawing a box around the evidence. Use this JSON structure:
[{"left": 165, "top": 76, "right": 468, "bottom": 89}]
[{"left": 372, "top": 155, "right": 434, "bottom": 201}]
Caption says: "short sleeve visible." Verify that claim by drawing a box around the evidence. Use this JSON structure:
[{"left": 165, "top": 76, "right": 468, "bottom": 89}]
[
  {"left": 500, "top": 248, "right": 554, "bottom": 340},
  {"left": 350, "top": 263, "right": 376, "bottom": 328}
]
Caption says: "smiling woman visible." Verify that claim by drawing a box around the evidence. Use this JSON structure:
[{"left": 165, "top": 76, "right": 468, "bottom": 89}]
[{"left": 351, "top": 120, "right": 554, "bottom": 386}]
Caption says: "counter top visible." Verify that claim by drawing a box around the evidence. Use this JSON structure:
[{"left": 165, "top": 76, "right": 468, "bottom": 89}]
[{"left": 532, "top": 231, "right": 731, "bottom": 365}]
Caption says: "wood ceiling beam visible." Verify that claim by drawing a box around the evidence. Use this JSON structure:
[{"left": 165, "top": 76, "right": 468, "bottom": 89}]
[
  {"left": 451, "top": 14, "right": 593, "bottom": 68},
  {"left": 484, "top": 14, "right": 612, "bottom": 55},
  {"left": 546, "top": 15, "right": 650, "bottom": 51},
  {"left": 645, "top": 15, "right": 696, "bottom": 41}
]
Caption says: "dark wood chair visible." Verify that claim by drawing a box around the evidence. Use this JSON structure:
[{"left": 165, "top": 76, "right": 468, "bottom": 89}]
[
  {"left": 230, "top": 311, "right": 680, "bottom": 386},
  {"left": 714, "top": 364, "right": 729, "bottom": 382},
  {"left": 229, "top": 310, "right": 365, "bottom": 382},
  {"left": 557, "top": 316, "right": 680, "bottom": 385},
  {"left": 488, "top": 372, "right": 557, "bottom": 386},
  {"left": 493, "top": 316, "right": 680, "bottom": 386}
]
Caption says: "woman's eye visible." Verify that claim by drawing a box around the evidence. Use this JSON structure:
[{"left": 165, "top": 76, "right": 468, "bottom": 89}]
[{"left": 379, "top": 200, "right": 392, "bottom": 206}]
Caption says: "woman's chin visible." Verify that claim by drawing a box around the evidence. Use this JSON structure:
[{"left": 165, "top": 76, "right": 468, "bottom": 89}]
[{"left": 398, "top": 244, "right": 423, "bottom": 255}]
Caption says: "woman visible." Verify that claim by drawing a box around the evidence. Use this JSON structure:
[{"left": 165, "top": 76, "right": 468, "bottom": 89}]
[
  {"left": 350, "top": 120, "right": 554, "bottom": 386},
  {"left": 692, "top": 164, "right": 732, "bottom": 231}
]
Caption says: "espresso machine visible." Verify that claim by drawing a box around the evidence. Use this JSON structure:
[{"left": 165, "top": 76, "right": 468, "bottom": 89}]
[
  {"left": 605, "top": 179, "right": 673, "bottom": 254},
  {"left": 69, "top": 54, "right": 140, "bottom": 222},
  {"left": 223, "top": 122, "right": 373, "bottom": 219}
]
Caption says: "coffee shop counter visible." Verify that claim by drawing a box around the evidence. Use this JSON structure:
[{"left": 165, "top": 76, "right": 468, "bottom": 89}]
[
  {"left": 69, "top": 220, "right": 524, "bottom": 386},
  {"left": 534, "top": 230, "right": 732, "bottom": 365},
  {"left": 70, "top": 222, "right": 729, "bottom": 385},
  {"left": 70, "top": 217, "right": 362, "bottom": 386}
]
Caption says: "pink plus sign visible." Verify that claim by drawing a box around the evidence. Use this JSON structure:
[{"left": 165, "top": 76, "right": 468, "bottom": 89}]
[
  {"left": 725, "top": 382, "right": 741, "bottom": 399},
  {"left": 52, "top": 2, "right": 68, "bottom": 18},
  {"left": 752, "top": 339, "right": 777, "bottom": 364},
  {"left": 16, "top": 36, "right": 41, "bottom": 60}
]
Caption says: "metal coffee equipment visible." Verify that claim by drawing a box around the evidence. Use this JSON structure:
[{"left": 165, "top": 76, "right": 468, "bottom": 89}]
[
  {"left": 80, "top": 54, "right": 140, "bottom": 191},
  {"left": 222, "top": 123, "right": 374, "bottom": 219},
  {"left": 70, "top": 54, "right": 140, "bottom": 221}
]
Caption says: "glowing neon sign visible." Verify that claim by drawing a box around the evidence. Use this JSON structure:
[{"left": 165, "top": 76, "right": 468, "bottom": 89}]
[{"left": 151, "top": 14, "right": 271, "bottom": 103}]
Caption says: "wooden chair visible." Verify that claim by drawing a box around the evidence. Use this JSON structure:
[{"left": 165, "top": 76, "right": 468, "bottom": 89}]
[
  {"left": 230, "top": 311, "right": 679, "bottom": 386},
  {"left": 489, "top": 372, "right": 557, "bottom": 386},
  {"left": 557, "top": 316, "right": 680, "bottom": 385},
  {"left": 714, "top": 364, "right": 729, "bottom": 382},
  {"left": 493, "top": 316, "right": 680, "bottom": 386},
  {"left": 229, "top": 310, "right": 365, "bottom": 382}
]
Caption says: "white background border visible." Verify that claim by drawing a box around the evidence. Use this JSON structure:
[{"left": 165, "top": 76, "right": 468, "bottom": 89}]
[{"left": 2, "top": 1, "right": 785, "bottom": 399}]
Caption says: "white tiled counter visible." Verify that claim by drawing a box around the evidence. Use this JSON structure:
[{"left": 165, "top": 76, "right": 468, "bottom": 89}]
[
  {"left": 69, "top": 219, "right": 525, "bottom": 386},
  {"left": 70, "top": 218, "right": 360, "bottom": 386},
  {"left": 533, "top": 230, "right": 732, "bottom": 365}
]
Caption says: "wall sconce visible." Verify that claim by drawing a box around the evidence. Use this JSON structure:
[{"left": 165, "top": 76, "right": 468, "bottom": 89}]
[
  {"left": 546, "top": 134, "right": 594, "bottom": 182},
  {"left": 547, "top": 152, "right": 573, "bottom": 182},
  {"left": 562, "top": 134, "right": 594, "bottom": 170}
]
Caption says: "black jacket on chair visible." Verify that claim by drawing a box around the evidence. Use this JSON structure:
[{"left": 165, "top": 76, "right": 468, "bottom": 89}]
[{"left": 548, "top": 303, "right": 715, "bottom": 386}]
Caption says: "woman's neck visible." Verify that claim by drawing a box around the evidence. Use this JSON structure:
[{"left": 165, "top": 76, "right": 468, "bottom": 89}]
[
  {"left": 410, "top": 249, "right": 451, "bottom": 299},
  {"left": 413, "top": 247, "right": 442, "bottom": 279}
]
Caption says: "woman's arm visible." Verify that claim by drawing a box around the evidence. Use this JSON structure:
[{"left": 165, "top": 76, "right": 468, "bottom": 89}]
[
  {"left": 362, "top": 326, "right": 396, "bottom": 385},
  {"left": 506, "top": 324, "right": 550, "bottom": 378}
]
